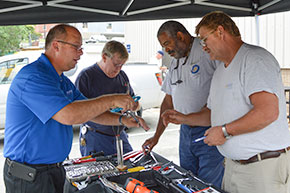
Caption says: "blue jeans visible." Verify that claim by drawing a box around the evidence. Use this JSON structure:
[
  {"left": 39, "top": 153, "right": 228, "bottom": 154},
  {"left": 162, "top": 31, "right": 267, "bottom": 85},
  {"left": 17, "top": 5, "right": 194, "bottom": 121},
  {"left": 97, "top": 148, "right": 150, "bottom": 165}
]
[
  {"left": 80, "top": 130, "right": 133, "bottom": 156},
  {"left": 179, "top": 124, "right": 224, "bottom": 188}
]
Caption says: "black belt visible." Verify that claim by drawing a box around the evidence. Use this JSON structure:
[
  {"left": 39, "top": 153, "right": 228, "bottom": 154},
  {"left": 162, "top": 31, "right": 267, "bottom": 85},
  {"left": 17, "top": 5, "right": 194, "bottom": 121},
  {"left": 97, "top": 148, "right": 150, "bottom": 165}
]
[
  {"left": 7, "top": 158, "right": 62, "bottom": 169},
  {"left": 25, "top": 162, "right": 63, "bottom": 169},
  {"left": 6, "top": 158, "right": 63, "bottom": 182},
  {"left": 86, "top": 125, "right": 116, "bottom": 137},
  {"left": 235, "top": 146, "right": 290, "bottom": 165}
]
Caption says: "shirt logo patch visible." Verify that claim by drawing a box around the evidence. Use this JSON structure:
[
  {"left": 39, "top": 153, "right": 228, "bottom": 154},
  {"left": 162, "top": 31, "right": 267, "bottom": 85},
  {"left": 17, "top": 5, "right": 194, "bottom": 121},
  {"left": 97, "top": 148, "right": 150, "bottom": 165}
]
[{"left": 191, "top": 65, "right": 200, "bottom": 74}]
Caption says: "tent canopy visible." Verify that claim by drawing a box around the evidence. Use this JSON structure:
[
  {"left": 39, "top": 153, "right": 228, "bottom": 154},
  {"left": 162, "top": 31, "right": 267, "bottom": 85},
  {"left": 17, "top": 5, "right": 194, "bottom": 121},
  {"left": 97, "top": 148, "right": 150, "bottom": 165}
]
[{"left": 0, "top": 0, "right": 290, "bottom": 25}]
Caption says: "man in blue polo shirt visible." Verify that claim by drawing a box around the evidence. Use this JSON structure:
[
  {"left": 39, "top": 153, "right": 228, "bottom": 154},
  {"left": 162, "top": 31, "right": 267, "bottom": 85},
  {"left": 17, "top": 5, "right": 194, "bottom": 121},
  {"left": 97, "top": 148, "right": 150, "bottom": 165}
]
[{"left": 3, "top": 24, "right": 143, "bottom": 193}]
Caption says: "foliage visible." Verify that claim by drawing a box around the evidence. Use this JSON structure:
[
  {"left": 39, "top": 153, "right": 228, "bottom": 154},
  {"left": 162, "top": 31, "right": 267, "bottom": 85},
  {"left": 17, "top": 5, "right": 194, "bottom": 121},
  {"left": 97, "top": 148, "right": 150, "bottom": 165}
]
[{"left": 0, "top": 25, "right": 41, "bottom": 56}]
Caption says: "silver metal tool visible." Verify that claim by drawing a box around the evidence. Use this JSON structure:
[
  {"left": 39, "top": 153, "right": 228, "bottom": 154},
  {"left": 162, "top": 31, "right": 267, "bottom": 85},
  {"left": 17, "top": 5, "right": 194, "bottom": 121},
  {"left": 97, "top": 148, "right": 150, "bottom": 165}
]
[
  {"left": 99, "top": 177, "right": 129, "bottom": 193},
  {"left": 150, "top": 152, "right": 159, "bottom": 164},
  {"left": 129, "top": 152, "right": 143, "bottom": 162},
  {"left": 132, "top": 152, "right": 146, "bottom": 165},
  {"left": 126, "top": 110, "right": 146, "bottom": 130},
  {"left": 172, "top": 178, "right": 192, "bottom": 184},
  {"left": 116, "top": 135, "right": 127, "bottom": 171},
  {"left": 168, "top": 165, "right": 187, "bottom": 176},
  {"left": 158, "top": 161, "right": 173, "bottom": 172},
  {"left": 172, "top": 178, "right": 193, "bottom": 193}
]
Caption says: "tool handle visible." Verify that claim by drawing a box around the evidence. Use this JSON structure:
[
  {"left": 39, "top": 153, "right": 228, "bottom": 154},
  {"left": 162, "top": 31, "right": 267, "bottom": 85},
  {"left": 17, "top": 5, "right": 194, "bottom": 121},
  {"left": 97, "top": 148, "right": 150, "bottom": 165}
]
[
  {"left": 110, "top": 96, "right": 141, "bottom": 113},
  {"left": 132, "top": 96, "right": 141, "bottom": 102},
  {"left": 73, "top": 158, "right": 96, "bottom": 164},
  {"left": 91, "top": 151, "right": 105, "bottom": 158},
  {"left": 177, "top": 183, "right": 192, "bottom": 193}
]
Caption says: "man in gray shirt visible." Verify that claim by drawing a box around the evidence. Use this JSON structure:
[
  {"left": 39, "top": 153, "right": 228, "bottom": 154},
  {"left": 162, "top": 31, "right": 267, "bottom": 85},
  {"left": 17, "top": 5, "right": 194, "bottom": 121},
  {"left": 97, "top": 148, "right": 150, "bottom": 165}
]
[
  {"left": 162, "top": 12, "right": 290, "bottom": 193},
  {"left": 142, "top": 21, "right": 224, "bottom": 188}
]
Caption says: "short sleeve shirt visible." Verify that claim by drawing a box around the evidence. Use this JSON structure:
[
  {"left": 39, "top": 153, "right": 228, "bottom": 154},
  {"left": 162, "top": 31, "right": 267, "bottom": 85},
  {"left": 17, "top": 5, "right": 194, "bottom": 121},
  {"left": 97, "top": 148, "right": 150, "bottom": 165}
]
[
  {"left": 208, "top": 43, "right": 290, "bottom": 160},
  {"left": 162, "top": 37, "right": 219, "bottom": 114},
  {"left": 75, "top": 63, "right": 134, "bottom": 135},
  {"left": 4, "top": 54, "right": 85, "bottom": 164}
]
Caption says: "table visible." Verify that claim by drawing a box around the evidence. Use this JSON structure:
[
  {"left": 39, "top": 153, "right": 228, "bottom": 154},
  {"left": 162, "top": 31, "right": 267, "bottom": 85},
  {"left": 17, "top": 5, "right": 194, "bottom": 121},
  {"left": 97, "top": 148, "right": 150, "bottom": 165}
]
[{"left": 63, "top": 152, "right": 226, "bottom": 193}]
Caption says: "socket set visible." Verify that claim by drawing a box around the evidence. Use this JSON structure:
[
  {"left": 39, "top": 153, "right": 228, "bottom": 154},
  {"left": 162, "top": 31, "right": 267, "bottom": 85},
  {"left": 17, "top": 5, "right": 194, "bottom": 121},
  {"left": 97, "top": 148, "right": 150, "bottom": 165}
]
[{"left": 64, "top": 160, "right": 119, "bottom": 182}]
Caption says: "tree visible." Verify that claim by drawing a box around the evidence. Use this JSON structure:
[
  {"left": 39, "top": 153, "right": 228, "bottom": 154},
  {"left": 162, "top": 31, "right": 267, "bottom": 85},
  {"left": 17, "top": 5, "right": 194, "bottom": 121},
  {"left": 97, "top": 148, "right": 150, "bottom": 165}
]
[{"left": 0, "top": 25, "right": 41, "bottom": 56}]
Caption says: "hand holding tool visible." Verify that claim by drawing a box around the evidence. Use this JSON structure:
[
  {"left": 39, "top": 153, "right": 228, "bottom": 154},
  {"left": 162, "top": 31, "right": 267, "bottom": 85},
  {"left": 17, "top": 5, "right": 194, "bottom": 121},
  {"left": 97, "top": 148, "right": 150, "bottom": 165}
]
[
  {"left": 193, "top": 136, "right": 206, "bottom": 143},
  {"left": 110, "top": 96, "right": 141, "bottom": 113}
]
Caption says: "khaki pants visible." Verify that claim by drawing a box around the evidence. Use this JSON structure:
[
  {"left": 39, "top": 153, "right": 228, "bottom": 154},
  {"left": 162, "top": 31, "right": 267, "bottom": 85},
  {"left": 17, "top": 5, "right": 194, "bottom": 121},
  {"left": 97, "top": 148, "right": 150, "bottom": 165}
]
[{"left": 223, "top": 151, "right": 290, "bottom": 193}]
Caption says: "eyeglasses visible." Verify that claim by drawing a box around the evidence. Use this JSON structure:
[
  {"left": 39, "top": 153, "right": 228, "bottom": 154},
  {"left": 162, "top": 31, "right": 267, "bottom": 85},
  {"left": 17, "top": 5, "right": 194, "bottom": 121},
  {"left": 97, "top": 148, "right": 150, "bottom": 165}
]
[
  {"left": 57, "top": 40, "right": 83, "bottom": 51},
  {"left": 106, "top": 55, "right": 124, "bottom": 68},
  {"left": 112, "top": 61, "right": 124, "bottom": 68},
  {"left": 199, "top": 29, "right": 216, "bottom": 47}
]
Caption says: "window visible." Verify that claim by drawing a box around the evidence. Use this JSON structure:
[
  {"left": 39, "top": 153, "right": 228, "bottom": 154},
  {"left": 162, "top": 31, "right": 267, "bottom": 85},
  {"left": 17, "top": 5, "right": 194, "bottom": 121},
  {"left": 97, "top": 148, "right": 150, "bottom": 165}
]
[{"left": 0, "top": 58, "right": 29, "bottom": 84}]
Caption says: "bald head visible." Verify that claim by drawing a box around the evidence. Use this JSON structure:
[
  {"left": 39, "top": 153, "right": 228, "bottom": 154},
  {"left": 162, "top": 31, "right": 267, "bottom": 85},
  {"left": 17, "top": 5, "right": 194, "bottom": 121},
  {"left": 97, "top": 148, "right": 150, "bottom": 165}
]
[{"left": 45, "top": 24, "right": 80, "bottom": 50}]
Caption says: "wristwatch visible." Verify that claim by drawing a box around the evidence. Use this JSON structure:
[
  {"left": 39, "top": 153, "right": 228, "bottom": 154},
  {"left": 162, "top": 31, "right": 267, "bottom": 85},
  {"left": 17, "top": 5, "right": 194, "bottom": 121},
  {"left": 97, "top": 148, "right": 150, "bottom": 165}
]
[{"left": 222, "top": 124, "right": 232, "bottom": 139}]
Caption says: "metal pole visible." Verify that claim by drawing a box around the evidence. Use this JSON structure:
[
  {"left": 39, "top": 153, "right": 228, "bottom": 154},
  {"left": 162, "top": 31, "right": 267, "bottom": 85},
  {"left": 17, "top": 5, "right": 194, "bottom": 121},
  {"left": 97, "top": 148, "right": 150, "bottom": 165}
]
[
  {"left": 255, "top": 14, "right": 260, "bottom": 46},
  {"left": 116, "top": 134, "right": 127, "bottom": 171}
]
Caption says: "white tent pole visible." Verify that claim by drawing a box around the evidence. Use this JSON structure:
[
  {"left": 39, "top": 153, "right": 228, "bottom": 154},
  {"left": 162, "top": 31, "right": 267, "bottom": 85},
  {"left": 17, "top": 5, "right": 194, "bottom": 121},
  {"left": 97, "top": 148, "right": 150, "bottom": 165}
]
[{"left": 255, "top": 14, "right": 260, "bottom": 46}]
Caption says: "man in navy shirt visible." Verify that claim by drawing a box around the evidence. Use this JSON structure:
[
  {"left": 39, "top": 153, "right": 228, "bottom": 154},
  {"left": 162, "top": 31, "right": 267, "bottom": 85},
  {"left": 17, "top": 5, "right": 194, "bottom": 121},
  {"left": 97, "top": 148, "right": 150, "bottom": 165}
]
[
  {"left": 3, "top": 24, "right": 143, "bottom": 193},
  {"left": 75, "top": 40, "right": 149, "bottom": 156}
]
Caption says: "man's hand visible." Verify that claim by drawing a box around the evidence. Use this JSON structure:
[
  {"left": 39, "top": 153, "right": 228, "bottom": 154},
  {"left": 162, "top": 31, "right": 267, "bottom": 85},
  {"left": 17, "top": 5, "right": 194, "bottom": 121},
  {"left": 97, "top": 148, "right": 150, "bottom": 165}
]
[
  {"left": 111, "top": 94, "right": 138, "bottom": 112},
  {"left": 204, "top": 126, "right": 226, "bottom": 146},
  {"left": 161, "top": 109, "right": 186, "bottom": 126},
  {"left": 142, "top": 136, "right": 159, "bottom": 152},
  {"left": 137, "top": 116, "right": 150, "bottom": 131},
  {"left": 122, "top": 116, "right": 150, "bottom": 131}
]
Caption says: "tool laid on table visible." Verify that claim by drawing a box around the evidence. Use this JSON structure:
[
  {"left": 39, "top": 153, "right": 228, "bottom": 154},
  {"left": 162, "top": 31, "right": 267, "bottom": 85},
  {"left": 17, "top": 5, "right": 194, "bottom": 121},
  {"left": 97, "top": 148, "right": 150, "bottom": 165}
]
[
  {"left": 150, "top": 151, "right": 159, "bottom": 165},
  {"left": 130, "top": 152, "right": 147, "bottom": 166},
  {"left": 127, "top": 166, "right": 145, "bottom": 173},
  {"left": 129, "top": 152, "right": 144, "bottom": 163},
  {"left": 158, "top": 161, "right": 173, "bottom": 172},
  {"left": 64, "top": 160, "right": 119, "bottom": 182},
  {"left": 162, "top": 165, "right": 187, "bottom": 176},
  {"left": 123, "top": 150, "right": 142, "bottom": 161},
  {"left": 124, "top": 177, "right": 159, "bottom": 193},
  {"left": 172, "top": 178, "right": 193, "bottom": 193},
  {"left": 99, "top": 177, "right": 129, "bottom": 193},
  {"left": 71, "top": 154, "right": 116, "bottom": 164}
]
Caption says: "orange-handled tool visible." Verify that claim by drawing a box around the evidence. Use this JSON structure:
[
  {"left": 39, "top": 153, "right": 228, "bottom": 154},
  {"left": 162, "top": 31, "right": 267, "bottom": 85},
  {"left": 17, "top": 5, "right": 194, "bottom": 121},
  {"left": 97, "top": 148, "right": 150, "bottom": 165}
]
[{"left": 124, "top": 177, "right": 159, "bottom": 193}]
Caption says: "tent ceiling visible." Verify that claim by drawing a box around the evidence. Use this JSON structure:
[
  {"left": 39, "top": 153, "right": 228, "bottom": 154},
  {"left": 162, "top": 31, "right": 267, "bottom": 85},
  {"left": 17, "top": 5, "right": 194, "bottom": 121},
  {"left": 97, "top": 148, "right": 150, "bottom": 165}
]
[{"left": 0, "top": 0, "right": 289, "bottom": 25}]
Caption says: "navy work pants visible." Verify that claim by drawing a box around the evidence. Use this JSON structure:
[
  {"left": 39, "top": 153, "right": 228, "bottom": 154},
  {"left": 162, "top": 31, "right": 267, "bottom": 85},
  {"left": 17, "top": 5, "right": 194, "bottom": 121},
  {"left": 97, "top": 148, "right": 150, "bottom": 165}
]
[{"left": 179, "top": 124, "right": 224, "bottom": 188}]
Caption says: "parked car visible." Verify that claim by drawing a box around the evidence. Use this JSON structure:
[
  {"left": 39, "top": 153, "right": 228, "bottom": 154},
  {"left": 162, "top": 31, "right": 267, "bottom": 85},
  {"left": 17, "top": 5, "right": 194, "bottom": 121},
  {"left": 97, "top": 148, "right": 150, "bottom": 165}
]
[
  {"left": 0, "top": 49, "right": 164, "bottom": 131},
  {"left": 85, "top": 35, "right": 107, "bottom": 44},
  {"left": 0, "top": 50, "right": 43, "bottom": 131}
]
